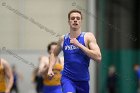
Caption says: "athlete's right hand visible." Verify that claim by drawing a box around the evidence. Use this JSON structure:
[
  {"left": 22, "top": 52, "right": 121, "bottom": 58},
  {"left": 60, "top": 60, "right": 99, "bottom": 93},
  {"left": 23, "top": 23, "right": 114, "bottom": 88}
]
[
  {"left": 47, "top": 69, "right": 54, "bottom": 77},
  {"left": 5, "top": 89, "right": 10, "bottom": 93}
]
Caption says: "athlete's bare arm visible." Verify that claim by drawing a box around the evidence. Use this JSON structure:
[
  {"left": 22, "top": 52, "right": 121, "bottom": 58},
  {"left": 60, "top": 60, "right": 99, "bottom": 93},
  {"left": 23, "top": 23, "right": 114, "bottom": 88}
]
[
  {"left": 48, "top": 36, "right": 64, "bottom": 77},
  {"left": 59, "top": 56, "right": 64, "bottom": 67},
  {"left": 70, "top": 32, "right": 101, "bottom": 62},
  {"left": 38, "top": 56, "right": 49, "bottom": 76},
  {"left": 2, "top": 59, "right": 13, "bottom": 93}
]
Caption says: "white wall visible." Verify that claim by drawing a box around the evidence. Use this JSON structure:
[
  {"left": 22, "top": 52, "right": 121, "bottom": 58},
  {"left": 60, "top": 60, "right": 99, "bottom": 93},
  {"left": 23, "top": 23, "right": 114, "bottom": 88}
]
[{"left": 0, "top": 0, "right": 87, "bottom": 50}]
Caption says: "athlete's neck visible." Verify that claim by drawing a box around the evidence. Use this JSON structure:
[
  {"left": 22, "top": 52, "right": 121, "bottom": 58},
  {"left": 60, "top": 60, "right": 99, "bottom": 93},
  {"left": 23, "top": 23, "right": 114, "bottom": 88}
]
[
  {"left": 70, "top": 28, "right": 81, "bottom": 38},
  {"left": 48, "top": 55, "right": 59, "bottom": 63}
]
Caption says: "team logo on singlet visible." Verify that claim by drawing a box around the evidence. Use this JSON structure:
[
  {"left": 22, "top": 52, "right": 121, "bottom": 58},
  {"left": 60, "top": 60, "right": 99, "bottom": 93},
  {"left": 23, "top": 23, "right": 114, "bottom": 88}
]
[{"left": 65, "top": 45, "right": 79, "bottom": 50}]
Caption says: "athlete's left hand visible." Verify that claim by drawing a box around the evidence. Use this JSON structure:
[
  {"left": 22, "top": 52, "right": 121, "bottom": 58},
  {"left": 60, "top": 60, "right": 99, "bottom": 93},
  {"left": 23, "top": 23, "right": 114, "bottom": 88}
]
[{"left": 70, "top": 38, "right": 81, "bottom": 47}]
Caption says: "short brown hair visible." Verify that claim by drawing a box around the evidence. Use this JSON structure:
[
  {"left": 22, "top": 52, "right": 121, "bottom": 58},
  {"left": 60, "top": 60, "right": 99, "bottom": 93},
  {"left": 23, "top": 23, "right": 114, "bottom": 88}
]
[
  {"left": 47, "top": 42, "right": 57, "bottom": 53},
  {"left": 68, "top": 9, "right": 82, "bottom": 20}
]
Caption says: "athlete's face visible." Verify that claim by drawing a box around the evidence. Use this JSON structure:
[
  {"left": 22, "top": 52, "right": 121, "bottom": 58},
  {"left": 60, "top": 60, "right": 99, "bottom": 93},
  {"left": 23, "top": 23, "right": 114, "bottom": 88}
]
[
  {"left": 134, "top": 65, "right": 139, "bottom": 71},
  {"left": 69, "top": 12, "right": 82, "bottom": 30},
  {"left": 50, "top": 45, "right": 57, "bottom": 54}
]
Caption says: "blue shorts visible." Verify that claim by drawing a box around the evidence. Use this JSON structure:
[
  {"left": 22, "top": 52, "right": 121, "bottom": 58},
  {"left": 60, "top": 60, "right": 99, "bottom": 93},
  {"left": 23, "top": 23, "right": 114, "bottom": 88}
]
[
  {"left": 61, "top": 76, "right": 89, "bottom": 93},
  {"left": 43, "top": 85, "right": 62, "bottom": 93}
]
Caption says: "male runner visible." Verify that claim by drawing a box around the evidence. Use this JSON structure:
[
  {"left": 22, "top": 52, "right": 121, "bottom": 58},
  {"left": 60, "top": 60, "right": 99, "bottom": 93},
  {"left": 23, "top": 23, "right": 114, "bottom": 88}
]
[
  {"left": 38, "top": 42, "right": 63, "bottom": 93},
  {"left": 48, "top": 9, "right": 101, "bottom": 93}
]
